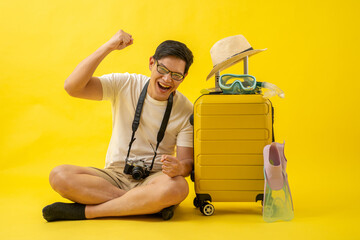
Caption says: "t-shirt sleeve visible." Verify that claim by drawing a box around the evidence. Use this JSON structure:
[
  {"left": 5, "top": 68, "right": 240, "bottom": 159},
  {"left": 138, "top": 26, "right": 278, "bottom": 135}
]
[
  {"left": 176, "top": 119, "right": 193, "bottom": 148},
  {"left": 98, "top": 73, "right": 131, "bottom": 101}
]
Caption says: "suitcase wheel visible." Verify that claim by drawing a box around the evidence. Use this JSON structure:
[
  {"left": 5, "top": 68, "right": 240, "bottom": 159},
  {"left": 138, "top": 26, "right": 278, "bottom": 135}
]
[
  {"left": 256, "top": 193, "right": 264, "bottom": 206},
  {"left": 200, "top": 202, "right": 215, "bottom": 216},
  {"left": 193, "top": 197, "right": 201, "bottom": 208}
]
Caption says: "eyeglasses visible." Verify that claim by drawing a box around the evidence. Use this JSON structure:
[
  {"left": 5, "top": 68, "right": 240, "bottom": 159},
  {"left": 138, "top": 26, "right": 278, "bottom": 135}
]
[{"left": 156, "top": 61, "right": 185, "bottom": 81}]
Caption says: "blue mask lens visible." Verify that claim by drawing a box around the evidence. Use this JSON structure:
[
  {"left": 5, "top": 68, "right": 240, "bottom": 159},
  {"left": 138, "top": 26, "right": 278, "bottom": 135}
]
[{"left": 219, "top": 74, "right": 257, "bottom": 94}]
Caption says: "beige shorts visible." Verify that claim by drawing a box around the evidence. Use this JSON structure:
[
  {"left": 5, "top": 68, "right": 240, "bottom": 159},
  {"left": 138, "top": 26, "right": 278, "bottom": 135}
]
[{"left": 90, "top": 162, "right": 165, "bottom": 191}]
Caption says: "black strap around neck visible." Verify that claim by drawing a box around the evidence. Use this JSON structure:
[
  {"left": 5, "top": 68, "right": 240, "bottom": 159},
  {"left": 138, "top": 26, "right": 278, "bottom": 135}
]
[{"left": 125, "top": 80, "right": 173, "bottom": 170}]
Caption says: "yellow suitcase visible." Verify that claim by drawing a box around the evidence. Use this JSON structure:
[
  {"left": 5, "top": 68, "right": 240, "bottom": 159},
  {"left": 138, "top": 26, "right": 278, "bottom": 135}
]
[{"left": 191, "top": 93, "right": 274, "bottom": 216}]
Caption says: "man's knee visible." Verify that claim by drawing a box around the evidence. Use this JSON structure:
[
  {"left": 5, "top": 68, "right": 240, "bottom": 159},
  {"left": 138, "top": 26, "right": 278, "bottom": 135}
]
[
  {"left": 160, "top": 176, "right": 189, "bottom": 205},
  {"left": 49, "top": 165, "right": 76, "bottom": 195}
]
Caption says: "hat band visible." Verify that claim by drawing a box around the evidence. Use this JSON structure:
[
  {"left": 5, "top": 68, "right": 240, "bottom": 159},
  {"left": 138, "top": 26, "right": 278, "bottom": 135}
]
[{"left": 213, "top": 47, "right": 254, "bottom": 67}]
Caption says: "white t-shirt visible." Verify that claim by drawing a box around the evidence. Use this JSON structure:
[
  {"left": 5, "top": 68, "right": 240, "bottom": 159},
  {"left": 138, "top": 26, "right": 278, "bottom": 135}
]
[{"left": 99, "top": 73, "right": 193, "bottom": 171}]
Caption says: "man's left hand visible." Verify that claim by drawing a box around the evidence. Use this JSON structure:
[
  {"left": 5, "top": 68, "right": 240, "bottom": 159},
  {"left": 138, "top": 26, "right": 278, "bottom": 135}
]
[{"left": 161, "top": 155, "right": 183, "bottom": 178}]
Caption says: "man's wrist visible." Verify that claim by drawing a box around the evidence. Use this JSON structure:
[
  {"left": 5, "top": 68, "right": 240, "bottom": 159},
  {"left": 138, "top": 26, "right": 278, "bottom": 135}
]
[
  {"left": 180, "top": 159, "right": 192, "bottom": 177},
  {"left": 99, "top": 43, "right": 114, "bottom": 54}
]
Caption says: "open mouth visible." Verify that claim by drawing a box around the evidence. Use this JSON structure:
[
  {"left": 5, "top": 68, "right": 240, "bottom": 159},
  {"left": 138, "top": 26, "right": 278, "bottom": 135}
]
[{"left": 157, "top": 82, "right": 172, "bottom": 91}]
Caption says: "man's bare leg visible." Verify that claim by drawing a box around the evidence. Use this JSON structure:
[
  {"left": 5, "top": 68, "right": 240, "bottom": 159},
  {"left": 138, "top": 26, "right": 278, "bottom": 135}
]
[
  {"left": 85, "top": 174, "right": 189, "bottom": 219},
  {"left": 49, "top": 164, "right": 126, "bottom": 204},
  {"left": 43, "top": 167, "right": 188, "bottom": 221}
]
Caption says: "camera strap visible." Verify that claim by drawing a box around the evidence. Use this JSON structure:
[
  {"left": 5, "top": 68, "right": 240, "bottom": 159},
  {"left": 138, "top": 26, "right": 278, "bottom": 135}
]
[{"left": 125, "top": 80, "right": 174, "bottom": 170}]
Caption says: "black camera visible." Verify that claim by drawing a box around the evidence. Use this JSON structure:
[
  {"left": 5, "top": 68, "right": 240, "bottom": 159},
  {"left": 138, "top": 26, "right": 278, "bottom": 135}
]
[{"left": 123, "top": 160, "right": 150, "bottom": 180}]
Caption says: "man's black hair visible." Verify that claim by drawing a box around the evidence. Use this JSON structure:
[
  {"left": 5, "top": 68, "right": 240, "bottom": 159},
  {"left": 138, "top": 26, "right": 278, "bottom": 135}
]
[{"left": 153, "top": 40, "right": 194, "bottom": 75}]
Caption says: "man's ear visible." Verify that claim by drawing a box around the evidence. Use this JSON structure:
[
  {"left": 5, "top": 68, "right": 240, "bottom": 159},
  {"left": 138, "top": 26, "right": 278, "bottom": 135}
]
[{"left": 149, "top": 56, "right": 155, "bottom": 71}]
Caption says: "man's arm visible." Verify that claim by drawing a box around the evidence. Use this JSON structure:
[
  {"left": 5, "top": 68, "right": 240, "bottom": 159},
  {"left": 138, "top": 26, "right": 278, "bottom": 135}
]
[
  {"left": 64, "top": 29, "right": 133, "bottom": 100},
  {"left": 161, "top": 146, "right": 194, "bottom": 178}
]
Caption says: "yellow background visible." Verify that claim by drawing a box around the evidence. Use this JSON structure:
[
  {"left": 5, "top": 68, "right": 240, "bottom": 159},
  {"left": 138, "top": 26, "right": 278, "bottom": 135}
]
[{"left": 1, "top": 0, "right": 359, "bottom": 239}]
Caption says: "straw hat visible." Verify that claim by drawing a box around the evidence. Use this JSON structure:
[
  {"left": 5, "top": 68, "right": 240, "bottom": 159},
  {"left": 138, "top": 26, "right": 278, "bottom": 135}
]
[{"left": 206, "top": 35, "right": 267, "bottom": 80}]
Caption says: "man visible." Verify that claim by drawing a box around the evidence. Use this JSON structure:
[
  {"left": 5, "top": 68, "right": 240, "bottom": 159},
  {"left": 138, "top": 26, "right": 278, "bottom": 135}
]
[{"left": 42, "top": 29, "right": 194, "bottom": 221}]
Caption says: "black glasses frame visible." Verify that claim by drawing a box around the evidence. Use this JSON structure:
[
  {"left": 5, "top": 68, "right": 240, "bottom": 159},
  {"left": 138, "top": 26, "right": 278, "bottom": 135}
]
[{"left": 156, "top": 61, "right": 185, "bottom": 81}]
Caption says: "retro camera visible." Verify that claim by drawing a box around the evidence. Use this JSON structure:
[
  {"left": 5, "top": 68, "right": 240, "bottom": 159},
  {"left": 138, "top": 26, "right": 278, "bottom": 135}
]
[{"left": 123, "top": 159, "right": 150, "bottom": 180}]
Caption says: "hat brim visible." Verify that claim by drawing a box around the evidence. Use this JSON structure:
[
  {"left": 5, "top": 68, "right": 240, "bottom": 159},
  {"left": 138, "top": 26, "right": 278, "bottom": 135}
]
[{"left": 206, "top": 49, "right": 267, "bottom": 80}]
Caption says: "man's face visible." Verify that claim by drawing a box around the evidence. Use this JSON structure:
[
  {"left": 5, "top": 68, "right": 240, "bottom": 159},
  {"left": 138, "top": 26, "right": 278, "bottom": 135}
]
[{"left": 148, "top": 56, "right": 187, "bottom": 101}]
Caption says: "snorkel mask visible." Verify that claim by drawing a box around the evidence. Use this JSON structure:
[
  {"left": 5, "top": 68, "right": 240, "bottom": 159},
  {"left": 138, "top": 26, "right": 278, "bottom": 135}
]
[{"left": 219, "top": 74, "right": 258, "bottom": 94}]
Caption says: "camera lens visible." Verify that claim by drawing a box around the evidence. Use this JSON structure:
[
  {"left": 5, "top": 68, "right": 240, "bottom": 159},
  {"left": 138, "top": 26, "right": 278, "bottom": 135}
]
[
  {"left": 132, "top": 166, "right": 144, "bottom": 180},
  {"left": 124, "top": 163, "right": 132, "bottom": 174}
]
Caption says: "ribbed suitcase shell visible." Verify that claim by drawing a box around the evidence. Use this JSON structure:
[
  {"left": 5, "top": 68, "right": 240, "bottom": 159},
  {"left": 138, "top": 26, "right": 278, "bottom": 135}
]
[{"left": 194, "top": 94, "right": 273, "bottom": 202}]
